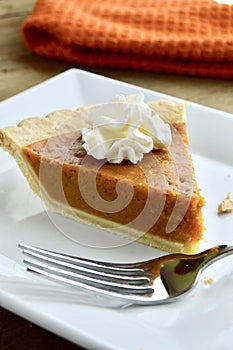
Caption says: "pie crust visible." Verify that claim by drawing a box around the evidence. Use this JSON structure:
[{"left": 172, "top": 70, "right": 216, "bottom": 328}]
[{"left": 0, "top": 100, "right": 205, "bottom": 254}]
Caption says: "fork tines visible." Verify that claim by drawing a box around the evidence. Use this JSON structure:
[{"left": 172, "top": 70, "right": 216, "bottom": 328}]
[{"left": 18, "top": 244, "right": 154, "bottom": 297}]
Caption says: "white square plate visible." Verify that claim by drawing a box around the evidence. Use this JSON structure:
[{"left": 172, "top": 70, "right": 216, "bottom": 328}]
[{"left": 0, "top": 69, "right": 233, "bottom": 350}]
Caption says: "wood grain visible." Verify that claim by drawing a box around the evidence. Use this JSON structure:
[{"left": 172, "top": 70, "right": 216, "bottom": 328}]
[{"left": 0, "top": 1, "right": 233, "bottom": 349}]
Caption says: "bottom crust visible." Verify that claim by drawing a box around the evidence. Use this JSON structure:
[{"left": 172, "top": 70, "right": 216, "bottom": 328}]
[
  {"left": 36, "top": 172, "right": 201, "bottom": 254},
  {"left": 44, "top": 195, "right": 200, "bottom": 254}
]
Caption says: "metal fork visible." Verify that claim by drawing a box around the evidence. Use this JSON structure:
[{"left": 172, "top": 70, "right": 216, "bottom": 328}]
[{"left": 19, "top": 243, "right": 233, "bottom": 305}]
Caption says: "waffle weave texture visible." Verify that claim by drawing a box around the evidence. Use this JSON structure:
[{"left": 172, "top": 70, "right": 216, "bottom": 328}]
[{"left": 22, "top": 0, "right": 233, "bottom": 79}]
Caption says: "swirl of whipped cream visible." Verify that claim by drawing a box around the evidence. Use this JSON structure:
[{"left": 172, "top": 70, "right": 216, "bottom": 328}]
[{"left": 82, "top": 92, "right": 171, "bottom": 164}]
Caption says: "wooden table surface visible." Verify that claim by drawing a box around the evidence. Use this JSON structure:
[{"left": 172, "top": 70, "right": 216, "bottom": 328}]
[{"left": 0, "top": 0, "right": 233, "bottom": 349}]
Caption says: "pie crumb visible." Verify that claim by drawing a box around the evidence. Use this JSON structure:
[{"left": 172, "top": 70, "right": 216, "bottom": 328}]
[
  {"left": 202, "top": 277, "right": 214, "bottom": 285},
  {"left": 218, "top": 193, "right": 233, "bottom": 214}
]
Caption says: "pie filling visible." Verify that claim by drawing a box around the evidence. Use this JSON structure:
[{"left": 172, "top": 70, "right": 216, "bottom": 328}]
[{"left": 22, "top": 122, "right": 205, "bottom": 252}]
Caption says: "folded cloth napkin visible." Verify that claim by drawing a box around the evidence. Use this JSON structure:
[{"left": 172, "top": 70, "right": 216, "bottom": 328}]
[{"left": 22, "top": 0, "right": 233, "bottom": 79}]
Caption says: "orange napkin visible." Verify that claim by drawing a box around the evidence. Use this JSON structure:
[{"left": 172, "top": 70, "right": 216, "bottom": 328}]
[{"left": 22, "top": 0, "right": 233, "bottom": 79}]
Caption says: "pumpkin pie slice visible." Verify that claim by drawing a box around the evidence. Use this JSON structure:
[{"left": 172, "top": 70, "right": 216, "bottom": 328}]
[{"left": 0, "top": 95, "right": 205, "bottom": 254}]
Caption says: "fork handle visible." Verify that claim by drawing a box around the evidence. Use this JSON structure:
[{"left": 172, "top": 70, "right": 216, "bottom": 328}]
[{"left": 199, "top": 243, "right": 233, "bottom": 270}]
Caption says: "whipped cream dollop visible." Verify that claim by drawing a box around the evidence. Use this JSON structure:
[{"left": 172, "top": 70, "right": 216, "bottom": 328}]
[{"left": 82, "top": 92, "right": 171, "bottom": 164}]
